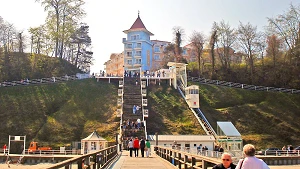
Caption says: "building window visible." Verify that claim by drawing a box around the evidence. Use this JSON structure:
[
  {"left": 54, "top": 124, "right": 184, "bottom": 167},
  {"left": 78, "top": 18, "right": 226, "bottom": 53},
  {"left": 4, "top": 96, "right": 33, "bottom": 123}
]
[
  {"left": 154, "top": 46, "right": 160, "bottom": 52},
  {"left": 126, "top": 52, "right": 132, "bottom": 57},
  {"left": 154, "top": 55, "right": 160, "bottom": 60},
  {"left": 136, "top": 51, "right": 141, "bottom": 56},
  {"left": 190, "top": 89, "right": 199, "bottom": 94},
  {"left": 127, "top": 59, "right": 132, "bottom": 65},
  {"left": 127, "top": 44, "right": 132, "bottom": 48},
  {"left": 137, "top": 43, "right": 142, "bottom": 48},
  {"left": 91, "top": 142, "right": 96, "bottom": 150},
  {"left": 131, "top": 34, "right": 140, "bottom": 40},
  {"left": 135, "top": 58, "right": 141, "bottom": 64}
]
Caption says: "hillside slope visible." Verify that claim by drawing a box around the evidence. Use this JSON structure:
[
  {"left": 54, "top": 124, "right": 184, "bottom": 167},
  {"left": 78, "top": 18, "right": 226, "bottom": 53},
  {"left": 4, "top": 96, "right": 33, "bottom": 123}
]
[
  {"left": 1, "top": 79, "right": 299, "bottom": 150},
  {"left": 195, "top": 83, "right": 300, "bottom": 149},
  {"left": 146, "top": 82, "right": 205, "bottom": 135},
  {"left": 0, "top": 79, "right": 119, "bottom": 147},
  {"left": 0, "top": 79, "right": 204, "bottom": 148}
]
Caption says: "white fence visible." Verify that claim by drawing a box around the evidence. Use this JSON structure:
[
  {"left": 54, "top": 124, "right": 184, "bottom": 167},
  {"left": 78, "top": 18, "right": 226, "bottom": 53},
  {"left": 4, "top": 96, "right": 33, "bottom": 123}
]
[
  {"left": 0, "top": 74, "right": 91, "bottom": 88},
  {"left": 188, "top": 77, "right": 300, "bottom": 94}
]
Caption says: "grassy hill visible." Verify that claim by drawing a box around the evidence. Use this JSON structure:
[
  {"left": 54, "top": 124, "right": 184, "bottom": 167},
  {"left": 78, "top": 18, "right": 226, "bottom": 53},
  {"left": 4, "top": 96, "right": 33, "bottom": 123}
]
[
  {"left": 0, "top": 78, "right": 299, "bottom": 150},
  {"left": 0, "top": 53, "right": 82, "bottom": 82},
  {"left": 194, "top": 82, "right": 300, "bottom": 149},
  {"left": 0, "top": 79, "right": 204, "bottom": 148},
  {"left": 146, "top": 82, "right": 205, "bottom": 135},
  {"left": 0, "top": 79, "right": 119, "bottom": 147}
]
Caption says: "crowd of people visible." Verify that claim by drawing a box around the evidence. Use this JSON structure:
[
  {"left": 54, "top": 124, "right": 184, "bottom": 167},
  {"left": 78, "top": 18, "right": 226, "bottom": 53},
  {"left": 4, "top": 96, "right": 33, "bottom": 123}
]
[
  {"left": 124, "top": 70, "right": 167, "bottom": 78},
  {"left": 126, "top": 137, "right": 151, "bottom": 158},
  {"left": 121, "top": 119, "right": 145, "bottom": 138}
]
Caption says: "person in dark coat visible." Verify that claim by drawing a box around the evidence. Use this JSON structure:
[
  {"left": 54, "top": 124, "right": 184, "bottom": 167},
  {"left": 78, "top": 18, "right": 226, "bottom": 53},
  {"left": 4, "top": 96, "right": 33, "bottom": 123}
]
[
  {"left": 213, "top": 153, "right": 236, "bottom": 169},
  {"left": 139, "top": 137, "right": 146, "bottom": 157}
]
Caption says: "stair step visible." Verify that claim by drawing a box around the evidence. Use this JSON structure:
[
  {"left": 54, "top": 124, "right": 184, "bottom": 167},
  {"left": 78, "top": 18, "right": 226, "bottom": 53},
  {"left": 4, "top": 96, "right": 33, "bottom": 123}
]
[{"left": 123, "top": 95, "right": 141, "bottom": 99}]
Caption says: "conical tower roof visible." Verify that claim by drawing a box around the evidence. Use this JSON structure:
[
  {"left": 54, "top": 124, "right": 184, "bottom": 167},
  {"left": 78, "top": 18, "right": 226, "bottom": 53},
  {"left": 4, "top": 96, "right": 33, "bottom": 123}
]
[
  {"left": 123, "top": 13, "right": 154, "bottom": 35},
  {"left": 130, "top": 15, "right": 147, "bottom": 29}
]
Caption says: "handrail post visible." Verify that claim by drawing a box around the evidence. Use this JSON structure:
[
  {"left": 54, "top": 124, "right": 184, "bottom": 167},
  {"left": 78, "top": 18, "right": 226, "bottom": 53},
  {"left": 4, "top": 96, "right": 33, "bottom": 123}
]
[
  {"left": 184, "top": 155, "right": 188, "bottom": 169},
  {"left": 191, "top": 157, "right": 196, "bottom": 169},
  {"left": 178, "top": 153, "right": 182, "bottom": 169}
]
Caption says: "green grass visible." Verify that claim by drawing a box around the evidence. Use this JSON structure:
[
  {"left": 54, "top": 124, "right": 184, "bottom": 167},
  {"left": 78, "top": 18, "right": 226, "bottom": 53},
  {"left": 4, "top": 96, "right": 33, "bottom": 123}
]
[
  {"left": 0, "top": 79, "right": 299, "bottom": 150},
  {"left": 193, "top": 82, "right": 300, "bottom": 149},
  {"left": 146, "top": 82, "right": 205, "bottom": 135},
  {"left": 0, "top": 79, "right": 119, "bottom": 148}
]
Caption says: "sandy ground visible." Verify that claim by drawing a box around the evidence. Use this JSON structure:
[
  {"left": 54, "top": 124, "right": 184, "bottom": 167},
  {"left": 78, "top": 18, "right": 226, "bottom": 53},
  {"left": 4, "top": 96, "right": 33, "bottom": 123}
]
[{"left": 0, "top": 163, "right": 299, "bottom": 169}]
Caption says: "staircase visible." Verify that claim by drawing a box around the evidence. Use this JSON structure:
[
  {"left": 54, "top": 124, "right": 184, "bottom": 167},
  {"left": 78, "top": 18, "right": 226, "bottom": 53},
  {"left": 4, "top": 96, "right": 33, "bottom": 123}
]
[{"left": 121, "top": 77, "right": 145, "bottom": 140}]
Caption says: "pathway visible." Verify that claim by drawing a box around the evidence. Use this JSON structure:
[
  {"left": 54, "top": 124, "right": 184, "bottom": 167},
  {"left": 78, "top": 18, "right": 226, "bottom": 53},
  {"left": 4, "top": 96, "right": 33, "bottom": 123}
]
[{"left": 109, "top": 150, "right": 176, "bottom": 169}]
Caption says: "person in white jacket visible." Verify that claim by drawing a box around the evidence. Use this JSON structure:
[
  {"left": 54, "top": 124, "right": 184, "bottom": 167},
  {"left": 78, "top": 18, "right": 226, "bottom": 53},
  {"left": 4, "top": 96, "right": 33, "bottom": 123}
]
[{"left": 236, "top": 144, "right": 270, "bottom": 169}]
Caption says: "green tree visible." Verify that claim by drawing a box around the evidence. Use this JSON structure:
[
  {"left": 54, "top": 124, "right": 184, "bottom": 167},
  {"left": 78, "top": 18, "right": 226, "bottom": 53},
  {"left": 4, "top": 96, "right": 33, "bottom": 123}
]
[
  {"left": 35, "top": 0, "right": 86, "bottom": 58},
  {"left": 70, "top": 24, "right": 92, "bottom": 71}
]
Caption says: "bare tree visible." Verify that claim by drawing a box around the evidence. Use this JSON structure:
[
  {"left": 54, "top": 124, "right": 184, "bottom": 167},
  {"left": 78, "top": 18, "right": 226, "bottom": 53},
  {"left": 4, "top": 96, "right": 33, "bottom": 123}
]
[
  {"left": 190, "top": 31, "right": 206, "bottom": 77},
  {"left": 0, "top": 19, "right": 16, "bottom": 80},
  {"left": 162, "top": 43, "right": 176, "bottom": 68},
  {"left": 255, "top": 32, "right": 267, "bottom": 67},
  {"left": 266, "top": 34, "right": 282, "bottom": 68},
  {"left": 209, "top": 22, "right": 218, "bottom": 78},
  {"left": 267, "top": 3, "right": 300, "bottom": 65},
  {"left": 236, "top": 22, "right": 261, "bottom": 83},
  {"left": 212, "top": 20, "right": 236, "bottom": 71},
  {"left": 172, "top": 26, "right": 185, "bottom": 62}
]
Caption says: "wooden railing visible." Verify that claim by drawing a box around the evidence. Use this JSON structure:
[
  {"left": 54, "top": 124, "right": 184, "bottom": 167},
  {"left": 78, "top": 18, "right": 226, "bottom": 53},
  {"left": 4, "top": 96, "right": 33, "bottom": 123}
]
[
  {"left": 155, "top": 146, "right": 220, "bottom": 169},
  {"left": 46, "top": 145, "right": 118, "bottom": 169}
]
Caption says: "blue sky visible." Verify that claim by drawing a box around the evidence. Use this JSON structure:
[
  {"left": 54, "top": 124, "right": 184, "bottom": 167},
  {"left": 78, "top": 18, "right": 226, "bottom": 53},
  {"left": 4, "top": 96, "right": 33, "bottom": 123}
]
[{"left": 0, "top": 0, "right": 299, "bottom": 73}]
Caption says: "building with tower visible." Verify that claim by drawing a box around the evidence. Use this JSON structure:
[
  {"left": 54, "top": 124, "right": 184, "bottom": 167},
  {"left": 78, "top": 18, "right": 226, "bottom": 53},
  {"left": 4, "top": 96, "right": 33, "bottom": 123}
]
[
  {"left": 104, "top": 13, "right": 170, "bottom": 76},
  {"left": 122, "top": 12, "right": 154, "bottom": 74}
]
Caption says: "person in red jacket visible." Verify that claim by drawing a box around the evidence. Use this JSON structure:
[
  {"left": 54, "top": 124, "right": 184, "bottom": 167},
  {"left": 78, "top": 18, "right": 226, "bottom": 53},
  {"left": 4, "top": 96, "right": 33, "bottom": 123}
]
[{"left": 133, "top": 137, "right": 140, "bottom": 157}]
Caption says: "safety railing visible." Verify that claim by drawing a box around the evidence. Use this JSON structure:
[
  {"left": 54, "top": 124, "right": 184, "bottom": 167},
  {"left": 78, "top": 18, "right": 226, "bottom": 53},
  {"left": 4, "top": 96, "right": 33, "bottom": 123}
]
[
  {"left": 46, "top": 145, "right": 118, "bottom": 169},
  {"left": 0, "top": 74, "right": 91, "bottom": 88},
  {"left": 155, "top": 146, "right": 220, "bottom": 169},
  {"left": 22, "top": 149, "right": 81, "bottom": 155},
  {"left": 188, "top": 77, "right": 300, "bottom": 94}
]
